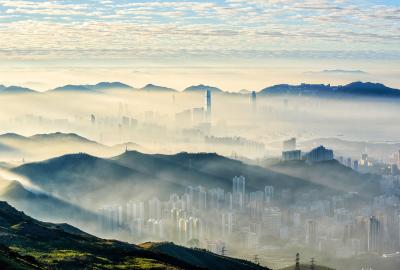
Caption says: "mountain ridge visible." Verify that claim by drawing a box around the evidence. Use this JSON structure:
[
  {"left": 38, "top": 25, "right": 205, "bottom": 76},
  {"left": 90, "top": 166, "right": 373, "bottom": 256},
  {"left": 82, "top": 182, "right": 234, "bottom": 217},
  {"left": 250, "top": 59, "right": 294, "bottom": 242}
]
[
  {"left": 259, "top": 81, "right": 400, "bottom": 98},
  {"left": 1, "top": 81, "right": 399, "bottom": 97}
]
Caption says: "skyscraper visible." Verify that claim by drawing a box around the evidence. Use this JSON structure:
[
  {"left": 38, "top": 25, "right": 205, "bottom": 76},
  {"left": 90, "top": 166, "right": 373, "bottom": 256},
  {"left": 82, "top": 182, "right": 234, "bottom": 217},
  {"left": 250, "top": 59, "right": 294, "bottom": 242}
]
[
  {"left": 283, "top": 138, "right": 296, "bottom": 151},
  {"left": 368, "top": 216, "right": 382, "bottom": 253},
  {"left": 265, "top": 186, "right": 274, "bottom": 204},
  {"left": 205, "top": 90, "right": 212, "bottom": 122},
  {"left": 305, "top": 145, "right": 334, "bottom": 163},
  {"left": 306, "top": 219, "right": 318, "bottom": 249},
  {"left": 232, "top": 176, "right": 245, "bottom": 209},
  {"left": 250, "top": 91, "right": 257, "bottom": 112}
]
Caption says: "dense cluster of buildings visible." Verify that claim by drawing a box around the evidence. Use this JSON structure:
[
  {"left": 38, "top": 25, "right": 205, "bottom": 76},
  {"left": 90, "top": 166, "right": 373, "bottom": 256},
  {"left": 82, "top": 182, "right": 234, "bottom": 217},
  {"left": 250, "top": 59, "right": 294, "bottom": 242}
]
[{"left": 98, "top": 171, "right": 400, "bottom": 258}]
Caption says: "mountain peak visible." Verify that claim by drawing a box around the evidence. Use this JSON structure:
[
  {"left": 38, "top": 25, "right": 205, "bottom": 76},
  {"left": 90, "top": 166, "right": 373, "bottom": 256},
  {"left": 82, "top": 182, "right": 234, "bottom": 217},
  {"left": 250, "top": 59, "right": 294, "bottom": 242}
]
[
  {"left": 140, "top": 84, "right": 176, "bottom": 92},
  {"left": 93, "top": 82, "right": 133, "bottom": 90},
  {"left": 0, "top": 85, "right": 37, "bottom": 94},
  {"left": 184, "top": 84, "right": 223, "bottom": 93},
  {"left": 260, "top": 81, "right": 400, "bottom": 97},
  {"left": 51, "top": 82, "right": 133, "bottom": 92}
]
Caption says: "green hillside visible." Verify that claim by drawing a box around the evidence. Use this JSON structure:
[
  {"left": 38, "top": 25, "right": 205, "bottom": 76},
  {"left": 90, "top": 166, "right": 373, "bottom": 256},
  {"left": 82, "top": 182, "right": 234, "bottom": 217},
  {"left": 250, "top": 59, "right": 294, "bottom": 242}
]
[{"left": 0, "top": 201, "right": 269, "bottom": 270}]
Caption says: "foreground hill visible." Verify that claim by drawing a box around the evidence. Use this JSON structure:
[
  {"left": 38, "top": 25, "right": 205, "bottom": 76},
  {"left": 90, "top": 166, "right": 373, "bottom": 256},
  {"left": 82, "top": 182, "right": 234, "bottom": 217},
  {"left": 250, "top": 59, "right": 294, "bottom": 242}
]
[
  {"left": 141, "top": 242, "right": 266, "bottom": 270},
  {"left": 0, "top": 201, "right": 269, "bottom": 270},
  {"left": 0, "top": 244, "right": 42, "bottom": 270},
  {"left": 279, "top": 265, "right": 334, "bottom": 270},
  {"left": 12, "top": 151, "right": 337, "bottom": 208}
]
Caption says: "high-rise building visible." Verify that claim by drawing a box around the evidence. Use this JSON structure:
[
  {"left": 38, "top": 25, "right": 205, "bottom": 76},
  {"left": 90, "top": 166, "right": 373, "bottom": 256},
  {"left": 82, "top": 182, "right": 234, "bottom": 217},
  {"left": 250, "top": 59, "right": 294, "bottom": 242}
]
[
  {"left": 282, "top": 150, "right": 301, "bottom": 161},
  {"left": 222, "top": 212, "right": 234, "bottom": 237},
  {"left": 149, "top": 197, "right": 162, "bottom": 220},
  {"left": 394, "top": 150, "right": 400, "bottom": 168},
  {"left": 283, "top": 138, "right": 296, "bottom": 151},
  {"left": 306, "top": 145, "right": 334, "bottom": 163},
  {"left": 353, "top": 160, "right": 359, "bottom": 171},
  {"left": 205, "top": 90, "right": 212, "bottom": 122},
  {"left": 232, "top": 176, "right": 246, "bottom": 209},
  {"left": 346, "top": 157, "right": 352, "bottom": 168},
  {"left": 249, "top": 191, "right": 264, "bottom": 218},
  {"left": 192, "top": 107, "right": 205, "bottom": 124},
  {"left": 368, "top": 216, "right": 382, "bottom": 253},
  {"left": 265, "top": 186, "right": 274, "bottom": 204},
  {"left": 262, "top": 207, "right": 281, "bottom": 236},
  {"left": 250, "top": 91, "right": 257, "bottom": 112},
  {"left": 306, "top": 219, "right": 318, "bottom": 249}
]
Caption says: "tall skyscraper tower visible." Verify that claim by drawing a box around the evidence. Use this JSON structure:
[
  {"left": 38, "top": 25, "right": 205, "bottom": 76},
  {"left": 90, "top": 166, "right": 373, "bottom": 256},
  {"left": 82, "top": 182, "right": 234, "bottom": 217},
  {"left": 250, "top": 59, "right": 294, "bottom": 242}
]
[
  {"left": 368, "top": 216, "right": 382, "bottom": 253},
  {"left": 250, "top": 91, "right": 257, "bottom": 112},
  {"left": 232, "top": 176, "right": 246, "bottom": 209},
  {"left": 306, "top": 219, "right": 317, "bottom": 248},
  {"left": 205, "top": 90, "right": 212, "bottom": 122}
]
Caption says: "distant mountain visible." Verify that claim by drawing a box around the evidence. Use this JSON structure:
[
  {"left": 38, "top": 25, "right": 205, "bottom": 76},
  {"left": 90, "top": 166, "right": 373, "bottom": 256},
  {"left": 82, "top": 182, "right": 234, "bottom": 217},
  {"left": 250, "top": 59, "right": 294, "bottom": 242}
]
[
  {"left": 28, "top": 132, "right": 97, "bottom": 144},
  {"left": 0, "top": 132, "right": 143, "bottom": 161},
  {"left": 141, "top": 242, "right": 269, "bottom": 270},
  {"left": 12, "top": 150, "right": 338, "bottom": 208},
  {"left": 259, "top": 82, "right": 400, "bottom": 98},
  {"left": 239, "top": 89, "right": 251, "bottom": 94},
  {"left": 0, "top": 201, "right": 268, "bottom": 270},
  {"left": 50, "top": 82, "right": 133, "bottom": 92},
  {"left": 0, "top": 85, "right": 37, "bottom": 94},
  {"left": 184, "top": 84, "right": 223, "bottom": 93},
  {"left": 12, "top": 152, "right": 181, "bottom": 206},
  {"left": 89, "top": 81, "right": 133, "bottom": 91},
  {"left": 0, "top": 132, "right": 115, "bottom": 161},
  {"left": 301, "top": 137, "right": 400, "bottom": 160},
  {"left": 338, "top": 81, "right": 400, "bottom": 97},
  {"left": 266, "top": 159, "right": 380, "bottom": 199},
  {"left": 140, "top": 84, "right": 177, "bottom": 92}
]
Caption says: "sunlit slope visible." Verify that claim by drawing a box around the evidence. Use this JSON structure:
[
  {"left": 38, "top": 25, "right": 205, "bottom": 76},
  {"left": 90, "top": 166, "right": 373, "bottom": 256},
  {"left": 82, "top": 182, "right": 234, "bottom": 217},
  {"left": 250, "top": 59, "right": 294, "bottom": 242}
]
[{"left": 0, "top": 245, "right": 43, "bottom": 270}]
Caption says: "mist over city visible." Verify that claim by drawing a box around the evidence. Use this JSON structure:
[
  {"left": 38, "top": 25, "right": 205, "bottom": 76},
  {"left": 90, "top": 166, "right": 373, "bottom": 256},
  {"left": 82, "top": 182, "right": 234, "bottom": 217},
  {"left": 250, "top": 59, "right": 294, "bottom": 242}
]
[{"left": 0, "top": 0, "right": 399, "bottom": 270}]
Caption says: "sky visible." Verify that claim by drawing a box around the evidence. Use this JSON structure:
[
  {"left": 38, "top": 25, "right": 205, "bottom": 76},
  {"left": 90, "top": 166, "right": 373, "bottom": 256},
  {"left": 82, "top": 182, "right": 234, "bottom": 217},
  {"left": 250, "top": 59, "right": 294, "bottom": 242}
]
[{"left": 0, "top": 0, "right": 399, "bottom": 91}]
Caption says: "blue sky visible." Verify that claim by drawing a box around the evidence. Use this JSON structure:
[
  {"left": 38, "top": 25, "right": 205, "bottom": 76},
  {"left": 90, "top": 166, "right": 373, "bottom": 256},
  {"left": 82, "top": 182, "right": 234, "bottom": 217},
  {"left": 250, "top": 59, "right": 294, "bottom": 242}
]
[{"left": 0, "top": 0, "right": 399, "bottom": 90}]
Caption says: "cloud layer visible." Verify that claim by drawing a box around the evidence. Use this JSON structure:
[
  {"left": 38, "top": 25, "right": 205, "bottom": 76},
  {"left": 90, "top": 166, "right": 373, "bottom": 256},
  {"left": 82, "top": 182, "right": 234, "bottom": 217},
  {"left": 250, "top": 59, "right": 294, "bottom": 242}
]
[{"left": 0, "top": 0, "right": 399, "bottom": 60}]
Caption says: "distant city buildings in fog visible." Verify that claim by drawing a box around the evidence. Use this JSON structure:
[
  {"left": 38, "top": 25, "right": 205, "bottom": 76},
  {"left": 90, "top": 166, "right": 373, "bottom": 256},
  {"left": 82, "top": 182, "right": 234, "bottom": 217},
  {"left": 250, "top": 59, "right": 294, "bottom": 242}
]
[
  {"left": 205, "top": 90, "right": 212, "bottom": 122},
  {"left": 250, "top": 91, "right": 257, "bottom": 112},
  {"left": 97, "top": 169, "right": 400, "bottom": 259},
  {"left": 282, "top": 150, "right": 301, "bottom": 161},
  {"left": 283, "top": 137, "right": 297, "bottom": 152}
]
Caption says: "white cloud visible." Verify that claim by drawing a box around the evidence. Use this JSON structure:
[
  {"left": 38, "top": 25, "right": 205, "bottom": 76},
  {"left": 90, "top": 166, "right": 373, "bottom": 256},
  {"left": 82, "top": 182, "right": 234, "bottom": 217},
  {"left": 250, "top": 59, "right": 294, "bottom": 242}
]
[{"left": 0, "top": 0, "right": 398, "bottom": 61}]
